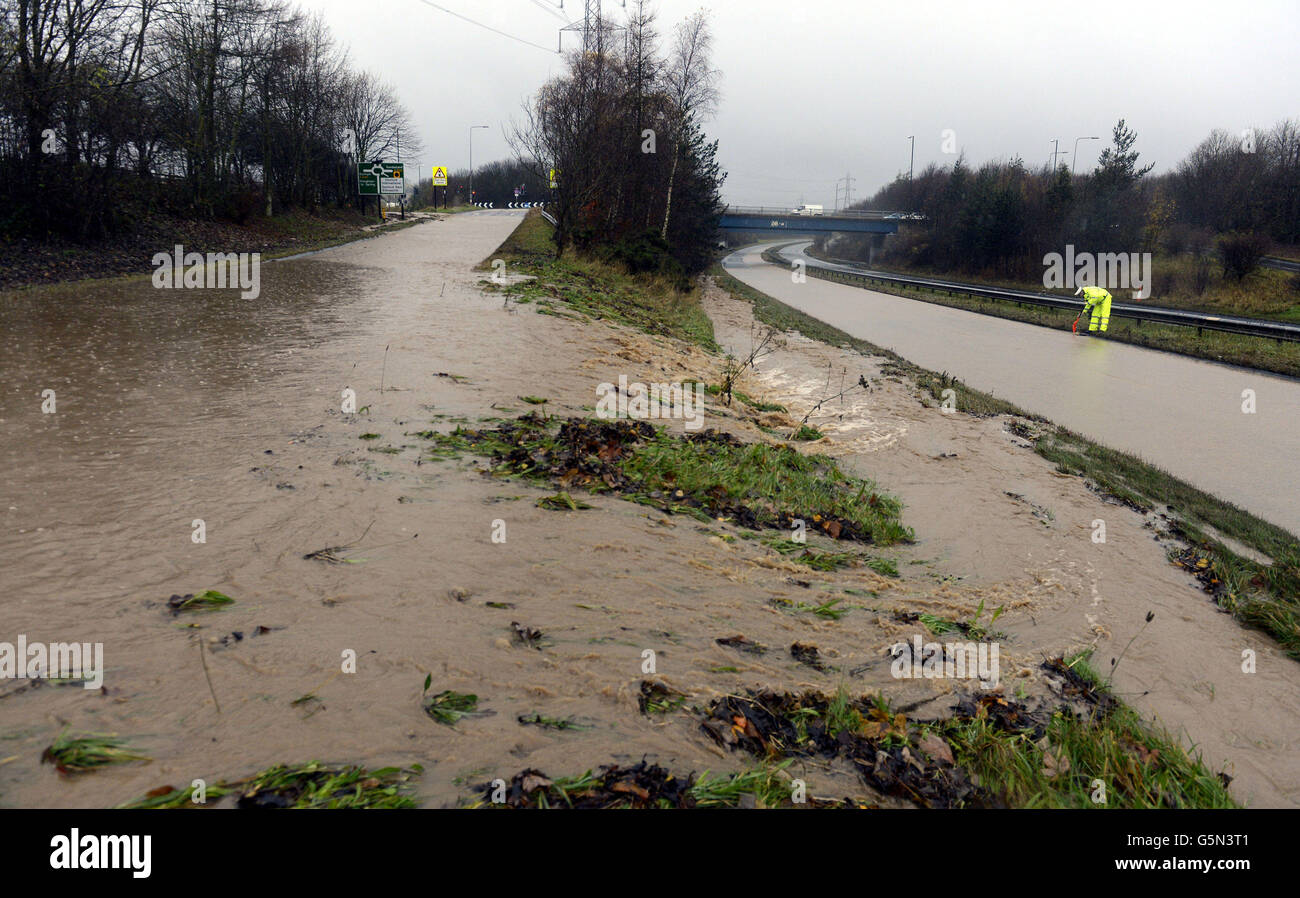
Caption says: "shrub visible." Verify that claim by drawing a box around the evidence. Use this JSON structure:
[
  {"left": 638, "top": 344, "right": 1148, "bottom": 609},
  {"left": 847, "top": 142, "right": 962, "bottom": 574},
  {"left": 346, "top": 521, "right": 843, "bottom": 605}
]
[
  {"left": 600, "top": 230, "right": 689, "bottom": 289},
  {"left": 1217, "top": 231, "right": 1271, "bottom": 281}
]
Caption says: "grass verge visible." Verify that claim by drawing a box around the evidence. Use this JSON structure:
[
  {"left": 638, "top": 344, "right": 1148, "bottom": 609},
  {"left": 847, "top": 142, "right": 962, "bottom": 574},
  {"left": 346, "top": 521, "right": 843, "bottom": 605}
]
[
  {"left": 702, "top": 660, "right": 1235, "bottom": 808},
  {"left": 480, "top": 210, "right": 716, "bottom": 349},
  {"left": 943, "top": 654, "right": 1235, "bottom": 808}
]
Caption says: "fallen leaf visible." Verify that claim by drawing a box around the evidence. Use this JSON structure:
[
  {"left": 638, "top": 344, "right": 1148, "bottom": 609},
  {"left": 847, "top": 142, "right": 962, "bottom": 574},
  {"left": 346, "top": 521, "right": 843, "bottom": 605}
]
[
  {"left": 520, "top": 774, "right": 552, "bottom": 793},
  {"left": 918, "top": 733, "right": 955, "bottom": 765}
]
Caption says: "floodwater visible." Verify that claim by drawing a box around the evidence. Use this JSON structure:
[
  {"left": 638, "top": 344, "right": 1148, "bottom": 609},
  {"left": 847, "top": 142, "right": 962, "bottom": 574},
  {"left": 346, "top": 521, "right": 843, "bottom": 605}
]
[
  {"left": 2, "top": 210, "right": 925, "bottom": 808},
  {"left": 1, "top": 214, "right": 1297, "bottom": 809},
  {"left": 725, "top": 243, "right": 1300, "bottom": 538}
]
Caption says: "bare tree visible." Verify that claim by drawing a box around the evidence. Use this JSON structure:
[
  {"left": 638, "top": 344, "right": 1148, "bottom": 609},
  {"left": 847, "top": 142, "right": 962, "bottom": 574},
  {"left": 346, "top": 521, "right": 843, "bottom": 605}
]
[{"left": 659, "top": 8, "right": 719, "bottom": 238}]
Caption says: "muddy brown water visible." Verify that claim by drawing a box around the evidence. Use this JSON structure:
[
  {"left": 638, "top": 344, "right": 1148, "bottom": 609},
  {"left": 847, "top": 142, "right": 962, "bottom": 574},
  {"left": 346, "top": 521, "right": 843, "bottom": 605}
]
[{"left": 0, "top": 214, "right": 1297, "bottom": 808}]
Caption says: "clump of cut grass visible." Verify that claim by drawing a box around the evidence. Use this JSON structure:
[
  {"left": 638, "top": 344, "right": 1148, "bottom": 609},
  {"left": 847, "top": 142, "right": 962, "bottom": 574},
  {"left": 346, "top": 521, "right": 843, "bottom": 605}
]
[
  {"left": 422, "top": 675, "right": 482, "bottom": 725},
  {"left": 912, "top": 601, "right": 1006, "bottom": 640},
  {"left": 119, "top": 782, "right": 234, "bottom": 808},
  {"left": 452, "top": 415, "right": 912, "bottom": 546},
  {"left": 689, "top": 763, "right": 796, "bottom": 808},
  {"left": 761, "top": 535, "right": 859, "bottom": 571},
  {"left": 519, "top": 396, "right": 549, "bottom": 405},
  {"left": 793, "top": 598, "right": 850, "bottom": 620},
  {"left": 536, "top": 491, "right": 594, "bottom": 511},
  {"left": 166, "top": 590, "right": 234, "bottom": 614},
  {"left": 417, "top": 428, "right": 473, "bottom": 460},
  {"left": 703, "top": 688, "right": 980, "bottom": 806},
  {"left": 867, "top": 557, "right": 899, "bottom": 578},
  {"left": 234, "top": 762, "right": 420, "bottom": 809},
  {"left": 121, "top": 762, "right": 420, "bottom": 809},
  {"left": 470, "top": 759, "right": 800, "bottom": 808},
  {"left": 732, "top": 390, "right": 786, "bottom": 413},
  {"left": 918, "top": 612, "right": 959, "bottom": 635},
  {"left": 791, "top": 424, "right": 823, "bottom": 441},
  {"left": 619, "top": 430, "right": 912, "bottom": 545},
  {"left": 517, "top": 714, "right": 588, "bottom": 731},
  {"left": 638, "top": 680, "right": 688, "bottom": 715},
  {"left": 42, "top": 730, "right": 150, "bottom": 775}
]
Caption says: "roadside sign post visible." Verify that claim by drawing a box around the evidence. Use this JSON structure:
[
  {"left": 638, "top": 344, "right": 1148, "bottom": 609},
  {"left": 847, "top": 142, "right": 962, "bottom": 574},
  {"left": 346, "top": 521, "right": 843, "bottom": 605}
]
[
  {"left": 432, "top": 165, "right": 448, "bottom": 210},
  {"left": 358, "top": 161, "right": 406, "bottom": 219}
]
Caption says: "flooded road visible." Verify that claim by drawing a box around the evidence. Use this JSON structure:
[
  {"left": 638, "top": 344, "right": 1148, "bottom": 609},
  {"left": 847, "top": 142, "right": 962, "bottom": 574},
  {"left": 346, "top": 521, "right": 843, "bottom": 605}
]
[
  {"left": 1, "top": 213, "right": 1297, "bottom": 809},
  {"left": 724, "top": 243, "right": 1300, "bottom": 538},
  {"left": 3, "top": 210, "right": 937, "bottom": 808}
]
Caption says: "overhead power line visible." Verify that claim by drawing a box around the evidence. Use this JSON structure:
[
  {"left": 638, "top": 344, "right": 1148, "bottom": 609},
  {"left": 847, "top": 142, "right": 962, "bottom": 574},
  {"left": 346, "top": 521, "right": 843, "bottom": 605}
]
[
  {"left": 528, "top": 0, "right": 572, "bottom": 23},
  {"left": 413, "top": 0, "right": 556, "bottom": 53}
]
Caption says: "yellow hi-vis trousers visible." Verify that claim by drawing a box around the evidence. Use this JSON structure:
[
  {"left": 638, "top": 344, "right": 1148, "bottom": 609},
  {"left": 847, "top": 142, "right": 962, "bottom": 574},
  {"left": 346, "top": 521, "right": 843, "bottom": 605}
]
[{"left": 1087, "top": 294, "right": 1112, "bottom": 332}]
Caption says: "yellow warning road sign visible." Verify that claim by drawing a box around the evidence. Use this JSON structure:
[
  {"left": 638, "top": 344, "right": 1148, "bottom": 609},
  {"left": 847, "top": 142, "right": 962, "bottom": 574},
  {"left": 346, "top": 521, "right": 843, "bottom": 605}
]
[
  {"left": 549, "top": 168, "right": 559, "bottom": 189},
  {"left": 432, "top": 165, "right": 448, "bottom": 186}
]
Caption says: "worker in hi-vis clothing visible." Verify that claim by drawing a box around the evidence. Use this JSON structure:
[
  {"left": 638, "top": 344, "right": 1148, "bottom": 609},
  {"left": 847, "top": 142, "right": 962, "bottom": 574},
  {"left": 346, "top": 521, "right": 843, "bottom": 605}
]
[{"left": 1075, "top": 285, "right": 1112, "bottom": 335}]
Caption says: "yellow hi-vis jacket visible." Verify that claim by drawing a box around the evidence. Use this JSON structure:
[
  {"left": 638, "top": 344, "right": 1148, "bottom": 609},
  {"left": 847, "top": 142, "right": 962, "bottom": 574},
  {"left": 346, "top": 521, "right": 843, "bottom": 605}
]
[{"left": 1080, "top": 286, "right": 1112, "bottom": 332}]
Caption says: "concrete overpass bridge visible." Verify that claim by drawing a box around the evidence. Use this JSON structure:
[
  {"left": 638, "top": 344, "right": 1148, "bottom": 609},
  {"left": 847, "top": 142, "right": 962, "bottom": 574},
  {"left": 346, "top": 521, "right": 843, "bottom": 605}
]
[{"left": 719, "top": 206, "right": 922, "bottom": 235}]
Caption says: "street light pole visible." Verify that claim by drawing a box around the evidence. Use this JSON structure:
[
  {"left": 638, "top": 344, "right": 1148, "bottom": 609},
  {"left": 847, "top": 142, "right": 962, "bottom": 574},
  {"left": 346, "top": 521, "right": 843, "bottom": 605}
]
[
  {"left": 469, "top": 125, "right": 489, "bottom": 206},
  {"left": 1072, "top": 136, "right": 1100, "bottom": 177},
  {"left": 1050, "top": 138, "right": 1060, "bottom": 171},
  {"left": 907, "top": 135, "right": 915, "bottom": 209}
]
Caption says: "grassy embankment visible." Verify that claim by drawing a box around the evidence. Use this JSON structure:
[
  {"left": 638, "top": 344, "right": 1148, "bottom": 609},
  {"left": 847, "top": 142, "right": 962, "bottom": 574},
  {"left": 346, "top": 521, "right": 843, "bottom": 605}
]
[
  {"left": 452, "top": 213, "right": 1257, "bottom": 807},
  {"left": 479, "top": 209, "right": 716, "bottom": 348},
  {"left": 797, "top": 244, "right": 1300, "bottom": 379}
]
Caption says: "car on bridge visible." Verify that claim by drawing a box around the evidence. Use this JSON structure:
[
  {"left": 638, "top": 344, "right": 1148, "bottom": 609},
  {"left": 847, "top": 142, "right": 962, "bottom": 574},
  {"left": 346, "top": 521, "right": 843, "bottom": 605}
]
[{"left": 790, "top": 204, "right": 824, "bottom": 216}]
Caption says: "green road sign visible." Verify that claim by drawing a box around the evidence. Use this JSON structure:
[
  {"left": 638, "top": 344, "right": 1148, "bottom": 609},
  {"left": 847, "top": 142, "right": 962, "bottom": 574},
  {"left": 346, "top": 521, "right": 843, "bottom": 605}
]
[{"left": 358, "top": 161, "right": 405, "bottom": 196}]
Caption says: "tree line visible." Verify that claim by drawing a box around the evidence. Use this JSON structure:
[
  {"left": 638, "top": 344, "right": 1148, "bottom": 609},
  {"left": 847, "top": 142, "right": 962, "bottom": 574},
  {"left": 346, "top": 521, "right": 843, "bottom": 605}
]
[
  {"left": 0, "top": 0, "right": 418, "bottom": 240},
  {"left": 411, "top": 159, "right": 552, "bottom": 211},
  {"left": 844, "top": 118, "right": 1300, "bottom": 280},
  {"left": 510, "top": 1, "right": 726, "bottom": 280}
]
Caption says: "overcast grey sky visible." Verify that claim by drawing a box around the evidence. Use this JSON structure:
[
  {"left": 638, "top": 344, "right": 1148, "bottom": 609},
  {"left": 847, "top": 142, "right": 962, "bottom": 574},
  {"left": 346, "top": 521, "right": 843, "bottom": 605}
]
[{"left": 308, "top": 0, "right": 1299, "bottom": 207}]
